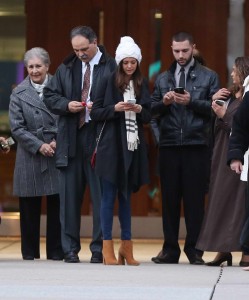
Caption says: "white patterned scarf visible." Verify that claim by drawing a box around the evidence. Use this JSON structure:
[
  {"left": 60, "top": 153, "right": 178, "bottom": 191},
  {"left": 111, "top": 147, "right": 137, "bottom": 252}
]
[
  {"left": 240, "top": 75, "right": 249, "bottom": 181},
  {"left": 123, "top": 80, "right": 139, "bottom": 151},
  {"left": 30, "top": 74, "right": 48, "bottom": 99}
]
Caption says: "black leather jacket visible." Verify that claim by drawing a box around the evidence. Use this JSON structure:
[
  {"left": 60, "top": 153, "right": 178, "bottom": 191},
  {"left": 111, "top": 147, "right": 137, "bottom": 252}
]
[{"left": 151, "top": 60, "right": 220, "bottom": 147}]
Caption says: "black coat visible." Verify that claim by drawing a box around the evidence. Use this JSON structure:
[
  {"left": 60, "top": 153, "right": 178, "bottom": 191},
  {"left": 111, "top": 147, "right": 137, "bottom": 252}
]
[
  {"left": 228, "top": 91, "right": 249, "bottom": 164},
  {"left": 90, "top": 72, "right": 151, "bottom": 192},
  {"left": 43, "top": 46, "right": 117, "bottom": 168}
]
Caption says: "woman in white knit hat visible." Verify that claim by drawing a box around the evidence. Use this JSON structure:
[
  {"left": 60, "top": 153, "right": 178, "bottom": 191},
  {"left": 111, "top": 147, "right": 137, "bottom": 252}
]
[{"left": 91, "top": 36, "right": 151, "bottom": 265}]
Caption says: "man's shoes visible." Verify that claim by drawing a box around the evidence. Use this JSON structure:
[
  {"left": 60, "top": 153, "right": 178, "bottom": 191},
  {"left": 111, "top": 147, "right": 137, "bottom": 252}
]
[
  {"left": 48, "top": 255, "right": 64, "bottom": 261},
  {"left": 151, "top": 250, "right": 179, "bottom": 264},
  {"left": 151, "top": 250, "right": 163, "bottom": 262},
  {"left": 90, "top": 251, "right": 103, "bottom": 263},
  {"left": 188, "top": 254, "right": 205, "bottom": 265},
  {"left": 23, "top": 256, "right": 34, "bottom": 260},
  {"left": 64, "top": 251, "right": 80, "bottom": 263}
]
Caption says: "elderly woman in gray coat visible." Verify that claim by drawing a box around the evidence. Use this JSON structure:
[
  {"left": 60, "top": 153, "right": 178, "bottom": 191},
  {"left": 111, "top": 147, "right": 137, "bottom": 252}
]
[{"left": 9, "top": 47, "right": 63, "bottom": 260}]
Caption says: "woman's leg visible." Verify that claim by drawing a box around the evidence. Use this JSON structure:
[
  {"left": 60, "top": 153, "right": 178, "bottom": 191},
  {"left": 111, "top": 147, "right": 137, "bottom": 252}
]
[
  {"left": 118, "top": 190, "right": 132, "bottom": 240},
  {"left": 46, "top": 194, "right": 64, "bottom": 260},
  {"left": 19, "top": 196, "right": 41, "bottom": 259},
  {"left": 101, "top": 179, "right": 117, "bottom": 240}
]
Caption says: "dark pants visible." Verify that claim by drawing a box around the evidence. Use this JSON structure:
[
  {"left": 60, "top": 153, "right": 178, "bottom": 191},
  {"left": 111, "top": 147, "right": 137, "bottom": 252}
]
[
  {"left": 59, "top": 124, "right": 102, "bottom": 255},
  {"left": 240, "top": 181, "right": 249, "bottom": 255},
  {"left": 159, "top": 146, "right": 209, "bottom": 259},
  {"left": 101, "top": 179, "right": 132, "bottom": 240},
  {"left": 19, "top": 194, "right": 63, "bottom": 259}
]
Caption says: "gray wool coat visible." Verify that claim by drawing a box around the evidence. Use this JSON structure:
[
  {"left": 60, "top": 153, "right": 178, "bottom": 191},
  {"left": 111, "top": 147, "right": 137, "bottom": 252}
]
[{"left": 9, "top": 75, "right": 60, "bottom": 197}]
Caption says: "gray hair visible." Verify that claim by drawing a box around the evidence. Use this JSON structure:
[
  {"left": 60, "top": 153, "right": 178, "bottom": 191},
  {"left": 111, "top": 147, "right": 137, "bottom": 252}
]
[
  {"left": 70, "top": 26, "right": 97, "bottom": 43},
  {"left": 23, "top": 47, "right": 51, "bottom": 67}
]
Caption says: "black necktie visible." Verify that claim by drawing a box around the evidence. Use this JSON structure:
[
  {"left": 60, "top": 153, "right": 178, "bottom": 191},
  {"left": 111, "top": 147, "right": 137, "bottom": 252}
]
[{"left": 179, "top": 67, "right": 185, "bottom": 89}]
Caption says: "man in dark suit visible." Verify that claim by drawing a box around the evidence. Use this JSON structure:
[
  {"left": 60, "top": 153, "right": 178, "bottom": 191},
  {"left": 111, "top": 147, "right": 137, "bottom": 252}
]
[{"left": 44, "top": 26, "right": 116, "bottom": 263}]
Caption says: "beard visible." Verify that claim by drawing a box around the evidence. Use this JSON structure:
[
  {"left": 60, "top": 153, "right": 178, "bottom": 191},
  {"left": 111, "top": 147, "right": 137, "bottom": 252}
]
[{"left": 177, "top": 53, "right": 193, "bottom": 67}]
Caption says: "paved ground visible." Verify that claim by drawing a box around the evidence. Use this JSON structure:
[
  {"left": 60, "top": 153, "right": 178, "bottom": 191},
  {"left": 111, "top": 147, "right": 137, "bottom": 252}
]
[{"left": 0, "top": 238, "right": 248, "bottom": 299}]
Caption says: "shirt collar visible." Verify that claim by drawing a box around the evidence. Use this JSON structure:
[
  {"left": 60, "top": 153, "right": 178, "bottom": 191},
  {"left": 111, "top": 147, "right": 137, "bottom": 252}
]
[{"left": 83, "top": 47, "right": 102, "bottom": 69}]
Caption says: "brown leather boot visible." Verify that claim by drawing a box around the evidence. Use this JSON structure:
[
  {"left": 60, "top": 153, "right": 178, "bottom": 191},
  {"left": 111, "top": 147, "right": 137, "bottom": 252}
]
[
  {"left": 102, "top": 240, "right": 118, "bottom": 265},
  {"left": 118, "top": 240, "right": 140, "bottom": 266}
]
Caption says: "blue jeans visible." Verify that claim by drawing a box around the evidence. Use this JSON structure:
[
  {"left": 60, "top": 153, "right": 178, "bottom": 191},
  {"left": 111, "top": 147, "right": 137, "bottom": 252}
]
[{"left": 101, "top": 179, "right": 131, "bottom": 240}]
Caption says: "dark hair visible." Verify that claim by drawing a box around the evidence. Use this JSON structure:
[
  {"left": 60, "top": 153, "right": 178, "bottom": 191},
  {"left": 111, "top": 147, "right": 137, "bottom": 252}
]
[
  {"left": 115, "top": 62, "right": 143, "bottom": 97},
  {"left": 172, "top": 32, "right": 194, "bottom": 44},
  {"left": 193, "top": 49, "right": 206, "bottom": 66},
  {"left": 230, "top": 56, "right": 249, "bottom": 96},
  {"left": 70, "top": 26, "right": 97, "bottom": 43}
]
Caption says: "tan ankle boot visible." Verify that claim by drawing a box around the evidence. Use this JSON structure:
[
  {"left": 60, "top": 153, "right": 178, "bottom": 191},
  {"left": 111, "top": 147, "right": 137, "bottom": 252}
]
[
  {"left": 102, "top": 240, "right": 118, "bottom": 265},
  {"left": 118, "top": 240, "right": 140, "bottom": 266}
]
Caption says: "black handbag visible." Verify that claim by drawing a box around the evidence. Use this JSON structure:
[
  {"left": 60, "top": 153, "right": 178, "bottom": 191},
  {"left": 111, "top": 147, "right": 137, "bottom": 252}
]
[{"left": 91, "top": 121, "right": 106, "bottom": 168}]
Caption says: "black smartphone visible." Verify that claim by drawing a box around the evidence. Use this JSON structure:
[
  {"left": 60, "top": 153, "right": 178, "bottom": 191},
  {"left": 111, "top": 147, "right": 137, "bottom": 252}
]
[{"left": 174, "top": 87, "right": 184, "bottom": 94}]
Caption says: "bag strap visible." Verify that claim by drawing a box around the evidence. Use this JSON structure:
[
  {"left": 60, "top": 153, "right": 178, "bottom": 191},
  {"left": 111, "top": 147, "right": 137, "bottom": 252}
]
[{"left": 95, "top": 121, "right": 106, "bottom": 152}]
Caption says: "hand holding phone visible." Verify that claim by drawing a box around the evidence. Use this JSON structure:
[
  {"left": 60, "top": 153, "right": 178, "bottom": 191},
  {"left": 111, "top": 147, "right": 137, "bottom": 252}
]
[
  {"left": 0, "top": 137, "right": 15, "bottom": 151},
  {"left": 174, "top": 87, "right": 184, "bottom": 94},
  {"left": 127, "top": 99, "right": 136, "bottom": 104}
]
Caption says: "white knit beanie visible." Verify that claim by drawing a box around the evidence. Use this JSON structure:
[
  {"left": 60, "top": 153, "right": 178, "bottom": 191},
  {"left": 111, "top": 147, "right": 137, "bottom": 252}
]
[{"left": 115, "top": 36, "right": 142, "bottom": 65}]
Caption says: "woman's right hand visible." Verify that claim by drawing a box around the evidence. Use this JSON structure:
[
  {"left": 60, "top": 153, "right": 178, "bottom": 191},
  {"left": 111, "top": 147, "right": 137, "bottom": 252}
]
[
  {"left": 230, "top": 159, "right": 243, "bottom": 174},
  {"left": 115, "top": 101, "right": 134, "bottom": 112},
  {"left": 212, "top": 88, "right": 230, "bottom": 101},
  {"left": 0, "top": 137, "right": 10, "bottom": 153}
]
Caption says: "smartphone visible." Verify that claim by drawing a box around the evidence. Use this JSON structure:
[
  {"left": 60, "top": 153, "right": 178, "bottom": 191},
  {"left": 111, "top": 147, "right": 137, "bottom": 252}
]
[
  {"left": 127, "top": 99, "right": 136, "bottom": 104},
  {"left": 174, "top": 87, "right": 184, "bottom": 94},
  {"left": 215, "top": 100, "right": 225, "bottom": 106}
]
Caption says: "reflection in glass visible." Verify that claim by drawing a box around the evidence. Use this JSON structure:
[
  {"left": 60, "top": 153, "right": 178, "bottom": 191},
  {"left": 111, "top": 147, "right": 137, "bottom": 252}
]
[{"left": 149, "top": 9, "right": 162, "bottom": 82}]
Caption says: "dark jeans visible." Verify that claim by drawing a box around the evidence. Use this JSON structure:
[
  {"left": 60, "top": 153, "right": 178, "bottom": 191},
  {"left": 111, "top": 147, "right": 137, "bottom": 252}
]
[
  {"left": 241, "top": 184, "right": 249, "bottom": 255},
  {"left": 101, "top": 179, "right": 131, "bottom": 240}
]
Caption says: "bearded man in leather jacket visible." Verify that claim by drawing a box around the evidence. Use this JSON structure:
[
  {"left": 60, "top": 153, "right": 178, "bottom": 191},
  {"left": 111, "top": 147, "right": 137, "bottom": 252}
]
[
  {"left": 151, "top": 32, "right": 219, "bottom": 265},
  {"left": 44, "top": 26, "right": 116, "bottom": 263}
]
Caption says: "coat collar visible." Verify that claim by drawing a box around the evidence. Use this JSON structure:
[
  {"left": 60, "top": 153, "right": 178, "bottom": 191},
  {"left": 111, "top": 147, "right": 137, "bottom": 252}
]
[{"left": 14, "top": 74, "right": 54, "bottom": 112}]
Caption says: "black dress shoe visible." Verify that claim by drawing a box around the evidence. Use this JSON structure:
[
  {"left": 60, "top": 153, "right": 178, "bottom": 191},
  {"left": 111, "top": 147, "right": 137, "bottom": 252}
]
[
  {"left": 152, "top": 251, "right": 179, "bottom": 264},
  {"left": 23, "top": 256, "right": 34, "bottom": 260},
  {"left": 47, "top": 255, "right": 64, "bottom": 261},
  {"left": 90, "top": 252, "right": 103, "bottom": 263},
  {"left": 151, "top": 250, "right": 163, "bottom": 262},
  {"left": 64, "top": 251, "right": 80, "bottom": 263},
  {"left": 152, "top": 249, "right": 180, "bottom": 264},
  {"left": 188, "top": 255, "right": 205, "bottom": 265}
]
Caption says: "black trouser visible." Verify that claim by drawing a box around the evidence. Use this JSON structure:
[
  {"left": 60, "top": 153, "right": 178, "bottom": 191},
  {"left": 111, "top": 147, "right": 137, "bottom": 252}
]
[
  {"left": 19, "top": 194, "right": 63, "bottom": 259},
  {"left": 59, "top": 124, "right": 102, "bottom": 255},
  {"left": 159, "top": 146, "right": 209, "bottom": 259}
]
